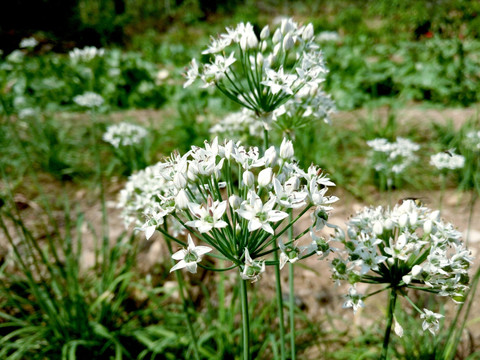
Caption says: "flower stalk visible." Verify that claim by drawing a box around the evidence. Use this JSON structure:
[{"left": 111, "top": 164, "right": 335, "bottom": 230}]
[{"left": 381, "top": 288, "right": 398, "bottom": 360}]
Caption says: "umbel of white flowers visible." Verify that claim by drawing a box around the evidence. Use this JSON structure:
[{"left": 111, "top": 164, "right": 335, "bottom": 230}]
[
  {"left": 124, "top": 137, "right": 338, "bottom": 282},
  {"left": 330, "top": 199, "right": 473, "bottom": 335},
  {"left": 103, "top": 122, "right": 148, "bottom": 148},
  {"left": 184, "top": 18, "right": 330, "bottom": 129}
]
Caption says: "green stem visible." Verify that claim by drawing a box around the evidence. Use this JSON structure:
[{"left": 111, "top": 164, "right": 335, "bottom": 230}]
[
  {"left": 288, "top": 211, "right": 296, "bottom": 360},
  {"left": 289, "top": 262, "right": 296, "bottom": 360},
  {"left": 381, "top": 288, "right": 397, "bottom": 360},
  {"left": 263, "top": 128, "right": 269, "bottom": 151},
  {"left": 466, "top": 190, "right": 477, "bottom": 245},
  {"left": 439, "top": 173, "right": 446, "bottom": 213},
  {"left": 165, "top": 238, "right": 200, "bottom": 360},
  {"left": 273, "top": 248, "right": 286, "bottom": 360},
  {"left": 240, "top": 275, "right": 250, "bottom": 360}
]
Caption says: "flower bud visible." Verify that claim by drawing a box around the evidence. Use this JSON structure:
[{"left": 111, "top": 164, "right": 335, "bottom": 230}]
[
  {"left": 302, "top": 23, "right": 314, "bottom": 41},
  {"left": 235, "top": 223, "right": 241, "bottom": 236},
  {"left": 173, "top": 172, "right": 187, "bottom": 189},
  {"left": 397, "top": 234, "right": 407, "bottom": 249},
  {"left": 399, "top": 213, "right": 408, "bottom": 228},
  {"left": 272, "top": 29, "right": 282, "bottom": 44},
  {"left": 264, "top": 146, "right": 277, "bottom": 166},
  {"left": 412, "top": 265, "right": 423, "bottom": 277},
  {"left": 409, "top": 212, "right": 418, "bottom": 226},
  {"left": 402, "top": 275, "right": 412, "bottom": 285},
  {"left": 373, "top": 221, "right": 383, "bottom": 235},
  {"left": 423, "top": 219, "right": 433, "bottom": 234},
  {"left": 229, "top": 194, "right": 241, "bottom": 209},
  {"left": 282, "top": 33, "right": 294, "bottom": 51},
  {"left": 175, "top": 189, "right": 189, "bottom": 209},
  {"left": 247, "top": 32, "right": 258, "bottom": 49},
  {"left": 384, "top": 218, "right": 393, "bottom": 230},
  {"left": 261, "top": 41, "right": 267, "bottom": 52},
  {"left": 256, "top": 52, "right": 264, "bottom": 66},
  {"left": 280, "top": 138, "right": 294, "bottom": 160},
  {"left": 243, "top": 170, "right": 255, "bottom": 187},
  {"left": 260, "top": 25, "right": 270, "bottom": 40},
  {"left": 224, "top": 140, "right": 235, "bottom": 160},
  {"left": 273, "top": 43, "right": 281, "bottom": 56},
  {"left": 258, "top": 167, "right": 273, "bottom": 187}
]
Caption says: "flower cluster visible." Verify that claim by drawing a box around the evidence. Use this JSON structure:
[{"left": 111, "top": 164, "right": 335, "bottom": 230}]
[
  {"left": 367, "top": 137, "right": 419, "bottom": 187},
  {"left": 130, "top": 137, "right": 337, "bottom": 280},
  {"left": 103, "top": 122, "right": 148, "bottom": 148},
  {"left": 317, "top": 31, "right": 341, "bottom": 43},
  {"left": 69, "top": 46, "right": 105, "bottom": 62},
  {"left": 19, "top": 37, "right": 38, "bottom": 49},
  {"left": 330, "top": 199, "right": 473, "bottom": 333},
  {"left": 464, "top": 130, "right": 480, "bottom": 151},
  {"left": 430, "top": 151, "right": 465, "bottom": 171},
  {"left": 210, "top": 109, "right": 264, "bottom": 142},
  {"left": 117, "top": 163, "right": 186, "bottom": 238},
  {"left": 73, "top": 92, "right": 104, "bottom": 108},
  {"left": 184, "top": 18, "right": 328, "bottom": 119},
  {"left": 273, "top": 83, "right": 336, "bottom": 132}
]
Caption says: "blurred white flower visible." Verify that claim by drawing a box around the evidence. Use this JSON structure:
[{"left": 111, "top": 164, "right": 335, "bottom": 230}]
[
  {"left": 73, "top": 92, "right": 104, "bottom": 108},
  {"left": 102, "top": 122, "right": 147, "bottom": 148},
  {"left": 19, "top": 37, "right": 38, "bottom": 49}
]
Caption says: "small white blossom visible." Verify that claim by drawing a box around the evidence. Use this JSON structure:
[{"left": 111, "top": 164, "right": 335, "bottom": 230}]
[
  {"left": 73, "top": 92, "right": 104, "bottom": 108},
  {"left": 102, "top": 122, "right": 148, "bottom": 148},
  {"left": 170, "top": 235, "right": 212, "bottom": 273}
]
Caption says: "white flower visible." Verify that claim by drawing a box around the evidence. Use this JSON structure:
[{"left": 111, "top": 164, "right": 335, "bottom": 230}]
[
  {"left": 170, "top": 234, "right": 212, "bottom": 273},
  {"left": 69, "top": 46, "right": 105, "bottom": 62},
  {"left": 73, "top": 92, "right": 104, "bottom": 108},
  {"left": 240, "top": 248, "right": 265, "bottom": 282},
  {"left": 236, "top": 191, "right": 288, "bottom": 234},
  {"left": 261, "top": 67, "right": 297, "bottom": 95},
  {"left": 102, "top": 122, "right": 148, "bottom": 148},
  {"left": 257, "top": 167, "right": 273, "bottom": 187},
  {"left": 343, "top": 286, "right": 365, "bottom": 314},
  {"left": 186, "top": 199, "right": 228, "bottom": 233},
  {"left": 184, "top": 59, "right": 200, "bottom": 88},
  {"left": 430, "top": 151, "right": 465, "bottom": 170},
  {"left": 279, "top": 138, "right": 294, "bottom": 160},
  {"left": 420, "top": 309, "right": 444, "bottom": 335},
  {"left": 272, "top": 177, "right": 307, "bottom": 209},
  {"left": 19, "top": 37, "right": 38, "bottom": 49},
  {"left": 279, "top": 239, "right": 301, "bottom": 269},
  {"left": 243, "top": 170, "right": 255, "bottom": 187},
  {"left": 393, "top": 315, "right": 404, "bottom": 337}
]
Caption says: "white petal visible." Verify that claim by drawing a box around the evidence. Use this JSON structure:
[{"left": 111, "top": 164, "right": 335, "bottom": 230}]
[
  {"left": 172, "top": 249, "right": 187, "bottom": 260},
  {"left": 170, "top": 260, "right": 187, "bottom": 272},
  {"left": 187, "top": 234, "right": 195, "bottom": 249},
  {"left": 262, "top": 223, "right": 274, "bottom": 235},
  {"left": 194, "top": 246, "right": 212, "bottom": 256},
  {"left": 268, "top": 210, "right": 288, "bottom": 222},
  {"left": 215, "top": 220, "right": 229, "bottom": 228},
  {"left": 185, "top": 262, "right": 198, "bottom": 273},
  {"left": 394, "top": 316, "right": 404, "bottom": 337},
  {"left": 145, "top": 225, "right": 156, "bottom": 240},
  {"left": 248, "top": 219, "right": 263, "bottom": 232}
]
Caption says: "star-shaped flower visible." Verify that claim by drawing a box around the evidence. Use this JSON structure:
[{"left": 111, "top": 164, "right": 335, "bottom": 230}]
[
  {"left": 170, "top": 234, "right": 212, "bottom": 273},
  {"left": 186, "top": 199, "right": 228, "bottom": 233},
  {"left": 236, "top": 191, "right": 288, "bottom": 234}
]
